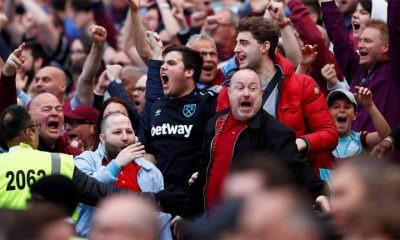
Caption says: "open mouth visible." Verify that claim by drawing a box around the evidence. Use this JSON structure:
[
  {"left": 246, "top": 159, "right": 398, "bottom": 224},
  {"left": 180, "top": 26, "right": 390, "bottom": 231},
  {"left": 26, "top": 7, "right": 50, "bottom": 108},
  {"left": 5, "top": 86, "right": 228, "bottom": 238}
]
[
  {"left": 202, "top": 65, "right": 213, "bottom": 73},
  {"left": 240, "top": 100, "right": 252, "bottom": 108},
  {"left": 337, "top": 116, "right": 347, "bottom": 124},
  {"left": 134, "top": 100, "right": 140, "bottom": 106},
  {"left": 48, "top": 120, "right": 60, "bottom": 130},
  {"left": 353, "top": 22, "right": 360, "bottom": 30},
  {"left": 68, "top": 133, "right": 78, "bottom": 139},
  {"left": 161, "top": 74, "right": 169, "bottom": 85},
  {"left": 237, "top": 54, "right": 246, "bottom": 62},
  {"left": 359, "top": 51, "right": 368, "bottom": 57}
]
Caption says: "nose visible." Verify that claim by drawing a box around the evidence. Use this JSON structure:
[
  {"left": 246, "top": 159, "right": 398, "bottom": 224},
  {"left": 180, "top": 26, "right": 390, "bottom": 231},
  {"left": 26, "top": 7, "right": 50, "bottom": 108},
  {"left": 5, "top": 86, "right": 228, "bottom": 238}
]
[
  {"left": 234, "top": 43, "right": 240, "bottom": 54},
  {"left": 243, "top": 87, "right": 250, "bottom": 96},
  {"left": 121, "top": 131, "right": 128, "bottom": 141},
  {"left": 160, "top": 62, "right": 167, "bottom": 70},
  {"left": 358, "top": 40, "right": 365, "bottom": 49},
  {"left": 203, "top": 53, "right": 212, "bottom": 61}
]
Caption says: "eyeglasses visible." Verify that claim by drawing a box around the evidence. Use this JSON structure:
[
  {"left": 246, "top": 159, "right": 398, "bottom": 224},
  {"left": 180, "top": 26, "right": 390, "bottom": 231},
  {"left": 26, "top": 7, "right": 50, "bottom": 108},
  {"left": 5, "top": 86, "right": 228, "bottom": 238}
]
[
  {"left": 27, "top": 123, "right": 41, "bottom": 131},
  {"left": 25, "top": 123, "right": 41, "bottom": 134}
]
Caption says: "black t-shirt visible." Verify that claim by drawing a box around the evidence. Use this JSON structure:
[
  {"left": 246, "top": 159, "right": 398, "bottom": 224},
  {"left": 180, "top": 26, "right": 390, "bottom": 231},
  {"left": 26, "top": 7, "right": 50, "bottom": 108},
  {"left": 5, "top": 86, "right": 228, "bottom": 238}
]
[{"left": 147, "top": 89, "right": 217, "bottom": 190}]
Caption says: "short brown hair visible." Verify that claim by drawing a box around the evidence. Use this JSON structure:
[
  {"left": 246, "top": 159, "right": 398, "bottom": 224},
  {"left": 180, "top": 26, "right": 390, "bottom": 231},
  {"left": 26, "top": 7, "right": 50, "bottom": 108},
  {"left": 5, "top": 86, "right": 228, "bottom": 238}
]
[
  {"left": 238, "top": 17, "right": 279, "bottom": 58},
  {"left": 366, "top": 19, "right": 388, "bottom": 42}
]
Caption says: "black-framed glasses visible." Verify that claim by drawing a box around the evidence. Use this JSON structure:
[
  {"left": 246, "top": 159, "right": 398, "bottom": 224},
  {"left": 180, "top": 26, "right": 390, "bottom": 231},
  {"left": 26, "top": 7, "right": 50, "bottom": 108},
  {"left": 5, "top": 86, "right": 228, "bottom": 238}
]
[{"left": 25, "top": 123, "right": 41, "bottom": 134}]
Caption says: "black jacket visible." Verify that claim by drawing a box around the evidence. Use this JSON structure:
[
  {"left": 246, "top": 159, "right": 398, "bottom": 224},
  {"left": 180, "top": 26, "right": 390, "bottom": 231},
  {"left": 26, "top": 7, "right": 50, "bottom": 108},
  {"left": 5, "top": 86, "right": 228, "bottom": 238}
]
[{"left": 190, "top": 109, "right": 325, "bottom": 214}]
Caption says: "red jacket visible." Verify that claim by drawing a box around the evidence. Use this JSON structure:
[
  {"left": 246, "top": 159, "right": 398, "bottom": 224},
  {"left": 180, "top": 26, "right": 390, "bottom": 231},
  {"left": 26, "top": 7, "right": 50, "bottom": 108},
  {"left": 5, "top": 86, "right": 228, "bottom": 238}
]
[{"left": 217, "top": 53, "right": 338, "bottom": 175}]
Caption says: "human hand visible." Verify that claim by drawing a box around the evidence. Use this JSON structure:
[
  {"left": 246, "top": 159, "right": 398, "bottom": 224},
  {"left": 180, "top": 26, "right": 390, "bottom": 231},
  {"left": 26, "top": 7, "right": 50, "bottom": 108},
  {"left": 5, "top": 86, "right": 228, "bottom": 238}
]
[
  {"left": 267, "top": 1, "right": 285, "bottom": 22},
  {"left": 201, "top": 16, "right": 220, "bottom": 35},
  {"left": 188, "top": 172, "right": 198, "bottom": 186},
  {"left": 171, "top": 1, "right": 186, "bottom": 23},
  {"left": 321, "top": 63, "right": 338, "bottom": 86},
  {"left": 371, "top": 137, "right": 394, "bottom": 157},
  {"left": 3, "top": 43, "right": 25, "bottom": 77},
  {"left": 190, "top": 10, "right": 208, "bottom": 28},
  {"left": 250, "top": 0, "right": 270, "bottom": 13},
  {"left": 127, "top": 0, "right": 140, "bottom": 12},
  {"left": 296, "top": 137, "right": 308, "bottom": 152},
  {"left": 299, "top": 44, "right": 318, "bottom": 67},
  {"left": 105, "top": 64, "right": 123, "bottom": 81},
  {"left": 89, "top": 25, "right": 107, "bottom": 47},
  {"left": 94, "top": 70, "right": 110, "bottom": 95},
  {"left": 155, "top": 187, "right": 191, "bottom": 216},
  {"left": 315, "top": 195, "right": 330, "bottom": 212},
  {"left": 146, "top": 31, "right": 163, "bottom": 60},
  {"left": 115, "top": 142, "right": 145, "bottom": 167},
  {"left": 171, "top": 216, "right": 189, "bottom": 240},
  {"left": 354, "top": 86, "right": 373, "bottom": 108}
]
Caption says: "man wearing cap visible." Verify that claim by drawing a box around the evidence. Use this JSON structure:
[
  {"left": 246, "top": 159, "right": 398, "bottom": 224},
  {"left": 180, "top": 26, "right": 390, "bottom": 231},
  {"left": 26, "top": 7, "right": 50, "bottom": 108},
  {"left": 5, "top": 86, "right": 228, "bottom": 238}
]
[
  {"left": 64, "top": 105, "right": 99, "bottom": 151},
  {"left": 326, "top": 87, "right": 390, "bottom": 161}
]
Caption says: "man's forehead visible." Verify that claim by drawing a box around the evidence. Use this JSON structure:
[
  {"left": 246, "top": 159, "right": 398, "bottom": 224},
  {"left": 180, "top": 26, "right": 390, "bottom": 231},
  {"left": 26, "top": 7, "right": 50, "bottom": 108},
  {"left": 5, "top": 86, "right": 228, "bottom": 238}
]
[
  {"left": 236, "top": 31, "right": 255, "bottom": 40},
  {"left": 164, "top": 51, "right": 183, "bottom": 60},
  {"left": 105, "top": 114, "right": 131, "bottom": 126},
  {"left": 30, "top": 94, "right": 61, "bottom": 108},
  {"left": 191, "top": 39, "right": 217, "bottom": 51}
]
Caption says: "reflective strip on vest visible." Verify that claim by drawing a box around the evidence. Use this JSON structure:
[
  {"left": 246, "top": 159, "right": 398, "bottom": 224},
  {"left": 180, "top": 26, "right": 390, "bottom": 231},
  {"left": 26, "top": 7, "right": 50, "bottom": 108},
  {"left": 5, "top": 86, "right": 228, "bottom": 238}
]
[{"left": 51, "top": 153, "right": 61, "bottom": 175}]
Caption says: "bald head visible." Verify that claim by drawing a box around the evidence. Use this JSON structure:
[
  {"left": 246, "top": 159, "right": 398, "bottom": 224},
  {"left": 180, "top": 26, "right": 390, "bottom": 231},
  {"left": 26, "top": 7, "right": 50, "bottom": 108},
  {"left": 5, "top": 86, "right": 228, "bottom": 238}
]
[
  {"left": 29, "top": 93, "right": 64, "bottom": 148},
  {"left": 100, "top": 112, "right": 130, "bottom": 134},
  {"left": 229, "top": 69, "right": 263, "bottom": 121},
  {"left": 230, "top": 69, "right": 262, "bottom": 87},
  {"left": 33, "top": 66, "right": 67, "bottom": 102},
  {"left": 90, "top": 195, "right": 158, "bottom": 240}
]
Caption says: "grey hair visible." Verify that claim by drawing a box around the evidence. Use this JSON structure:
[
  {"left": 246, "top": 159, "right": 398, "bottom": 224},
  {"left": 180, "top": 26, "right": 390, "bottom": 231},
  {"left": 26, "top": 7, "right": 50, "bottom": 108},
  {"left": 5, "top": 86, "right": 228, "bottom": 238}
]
[{"left": 186, "top": 34, "right": 217, "bottom": 49}]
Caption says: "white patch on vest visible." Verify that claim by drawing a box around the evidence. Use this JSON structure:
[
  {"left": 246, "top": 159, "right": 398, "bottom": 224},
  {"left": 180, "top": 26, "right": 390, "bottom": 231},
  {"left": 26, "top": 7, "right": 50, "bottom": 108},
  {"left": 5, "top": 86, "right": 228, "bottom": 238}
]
[
  {"left": 314, "top": 87, "right": 320, "bottom": 94},
  {"left": 151, "top": 124, "right": 193, "bottom": 138}
]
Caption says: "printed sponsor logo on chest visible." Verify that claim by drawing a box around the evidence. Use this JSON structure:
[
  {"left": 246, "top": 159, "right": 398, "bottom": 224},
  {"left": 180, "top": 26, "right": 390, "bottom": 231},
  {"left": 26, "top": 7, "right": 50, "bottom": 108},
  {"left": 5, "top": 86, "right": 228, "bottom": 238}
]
[{"left": 151, "top": 124, "right": 194, "bottom": 138}]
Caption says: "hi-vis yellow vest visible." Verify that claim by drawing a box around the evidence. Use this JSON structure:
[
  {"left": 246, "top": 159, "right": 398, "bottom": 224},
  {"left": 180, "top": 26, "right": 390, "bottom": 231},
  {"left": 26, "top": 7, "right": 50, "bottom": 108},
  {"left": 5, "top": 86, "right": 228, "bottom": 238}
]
[{"left": 0, "top": 143, "right": 75, "bottom": 209}]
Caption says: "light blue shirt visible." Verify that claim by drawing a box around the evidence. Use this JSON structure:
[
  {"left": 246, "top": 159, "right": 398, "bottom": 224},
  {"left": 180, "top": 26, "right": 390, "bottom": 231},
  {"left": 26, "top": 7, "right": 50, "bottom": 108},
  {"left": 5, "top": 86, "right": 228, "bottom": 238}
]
[
  {"left": 321, "top": 131, "right": 365, "bottom": 187},
  {"left": 333, "top": 130, "right": 364, "bottom": 159},
  {"left": 74, "top": 144, "right": 172, "bottom": 239}
]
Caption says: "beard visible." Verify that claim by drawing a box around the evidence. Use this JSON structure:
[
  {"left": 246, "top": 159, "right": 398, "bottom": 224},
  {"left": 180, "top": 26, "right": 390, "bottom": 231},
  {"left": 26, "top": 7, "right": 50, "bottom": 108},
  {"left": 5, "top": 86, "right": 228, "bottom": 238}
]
[{"left": 103, "top": 141, "right": 121, "bottom": 159}]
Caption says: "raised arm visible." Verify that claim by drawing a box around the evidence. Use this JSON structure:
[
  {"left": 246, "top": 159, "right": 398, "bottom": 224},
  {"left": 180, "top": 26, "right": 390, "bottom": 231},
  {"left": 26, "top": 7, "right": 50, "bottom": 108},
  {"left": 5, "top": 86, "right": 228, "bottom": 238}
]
[
  {"left": 320, "top": 0, "right": 360, "bottom": 83},
  {"left": 75, "top": 25, "right": 107, "bottom": 106},
  {"left": 128, "top": 0, "right": 154, "bottom": 63},
  {"left": 0, "top": 43, "right": 25, "bottom": 114},
  {"left": 267, "top": 1, "right": 300, "bottom": 66},
  {"left": 355, "top": 86, "right": 391, "bottom": 148},
  {"left": 156, "top": 0, "right": 181, "bottom": 36},
  {"left": 288, "top": 0, "right": 344, "bottom": 92},
  {"left": 137, "top": 33, "right": 164, "bottom": 144},
  {"left": 20, "top": 0, "right": 59, "bottom": 51}
]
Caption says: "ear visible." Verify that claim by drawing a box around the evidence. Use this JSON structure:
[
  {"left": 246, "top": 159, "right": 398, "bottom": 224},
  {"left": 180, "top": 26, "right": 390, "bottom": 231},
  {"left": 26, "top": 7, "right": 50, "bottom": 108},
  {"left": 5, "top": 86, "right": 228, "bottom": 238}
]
[
  {"left": 185, "top": 69, "right": 194, "bottom": 79},
  {"left": 89, "top": 125, "right": 97, "bottom": 135},
  {"left": 382, "top": 42, "right": 389, "bottom": 55},
  {"left": 354, "top": 111, "right": 358, "bottom": 120},
  {"left": 24, "top": 128, "right": 35, "bottom": 142},
  {"left": 60, "top": 81, "right": 67, "bottom": 92},
  {"left": 261, "top": 41, "right": 271, "bottom": 55},
  {"left": 99, "top": 133, "right": 105, "bottom": 142}
]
